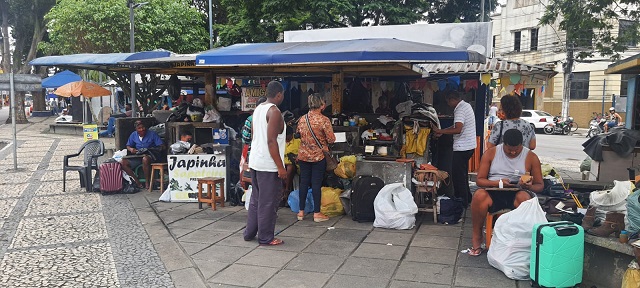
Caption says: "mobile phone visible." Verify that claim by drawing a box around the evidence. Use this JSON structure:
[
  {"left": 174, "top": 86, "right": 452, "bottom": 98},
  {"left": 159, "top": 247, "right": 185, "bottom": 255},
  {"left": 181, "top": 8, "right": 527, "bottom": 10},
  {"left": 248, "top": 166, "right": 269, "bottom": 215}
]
[{"left": 509, "top": 179, "right": 519, "bottom": 184}]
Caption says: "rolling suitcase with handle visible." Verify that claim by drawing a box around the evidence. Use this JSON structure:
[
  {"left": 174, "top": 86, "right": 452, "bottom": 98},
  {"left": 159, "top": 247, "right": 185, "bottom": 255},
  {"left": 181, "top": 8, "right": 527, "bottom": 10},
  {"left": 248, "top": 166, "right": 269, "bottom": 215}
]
[
  {"left": 530, "top": 221, "right": 584, "bottom": 288},
  {"left": 99, "top": 161, "right": 123, "bottom": 194}
]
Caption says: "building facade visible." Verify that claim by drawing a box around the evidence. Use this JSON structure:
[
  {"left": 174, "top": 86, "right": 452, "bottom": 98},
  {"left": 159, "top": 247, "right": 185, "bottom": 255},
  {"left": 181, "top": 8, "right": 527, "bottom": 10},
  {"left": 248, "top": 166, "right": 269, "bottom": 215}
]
[{"left": 491, "top": 0, "right": 639, "bottom": 126}]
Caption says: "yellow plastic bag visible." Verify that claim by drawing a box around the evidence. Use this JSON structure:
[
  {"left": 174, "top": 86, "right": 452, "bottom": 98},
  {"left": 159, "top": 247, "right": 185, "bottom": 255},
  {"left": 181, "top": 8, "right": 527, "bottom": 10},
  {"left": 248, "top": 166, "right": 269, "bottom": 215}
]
[
  {"left": 622, "top": 268, "right": 640, "bottom": 288},
  {"left": 340, "top": 155, "right": 357, "bottom": 165},
  {"left": 334, "top": 161, "right": 356, "bottom": 179},
  {"left": 321, "top": 187, "right": 344, "bottom": 217}
]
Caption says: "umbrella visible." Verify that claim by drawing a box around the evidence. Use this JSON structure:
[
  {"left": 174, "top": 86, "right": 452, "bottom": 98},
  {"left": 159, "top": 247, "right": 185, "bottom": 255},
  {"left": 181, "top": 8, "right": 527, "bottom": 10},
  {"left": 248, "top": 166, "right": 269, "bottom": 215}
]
[
  {"left": 54, "top": 80, "right": 111, "bottom": 98},
  {"left": 54, "top": 80, "right": 111, "bottom": 124},
  {"left": 42, "top": 70, "right": 82, "bottom": 88}
]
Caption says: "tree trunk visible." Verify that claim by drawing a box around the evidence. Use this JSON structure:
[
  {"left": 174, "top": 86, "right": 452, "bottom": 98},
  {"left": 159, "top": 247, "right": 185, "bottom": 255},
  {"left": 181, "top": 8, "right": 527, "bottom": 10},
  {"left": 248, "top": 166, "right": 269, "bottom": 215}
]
[
  {"left": 0, "top": 0, "right": 11, "bottom": 73},
  {"left": 32, "top": 89, "right": 46, "bottom": 112},
  {"left": 5, "top": 91, "right": 29, "bottom": 124}
]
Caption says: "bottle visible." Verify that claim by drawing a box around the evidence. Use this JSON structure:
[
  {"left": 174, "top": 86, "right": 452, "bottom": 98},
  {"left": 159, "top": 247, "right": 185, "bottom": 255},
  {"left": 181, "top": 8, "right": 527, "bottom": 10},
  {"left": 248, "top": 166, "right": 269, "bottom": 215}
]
[
  {"left": 498, "top": 179, "right": 504, "bottom": 189},
  {"left": 620, "top": 230, "right": 629, "bottom": 243}
]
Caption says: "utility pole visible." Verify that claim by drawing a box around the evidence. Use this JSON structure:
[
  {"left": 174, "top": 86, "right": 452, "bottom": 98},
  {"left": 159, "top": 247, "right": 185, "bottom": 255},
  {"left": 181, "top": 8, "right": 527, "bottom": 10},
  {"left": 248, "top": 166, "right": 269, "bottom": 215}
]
[
  {"left": 561, "top": 42, "right": 574, "bottom": 120},
  {"left": 129, "top": 0, "right": 137, "bottom": 118},
  {"left": 480, "top": 0, "right": 486, "bottom": 22}
]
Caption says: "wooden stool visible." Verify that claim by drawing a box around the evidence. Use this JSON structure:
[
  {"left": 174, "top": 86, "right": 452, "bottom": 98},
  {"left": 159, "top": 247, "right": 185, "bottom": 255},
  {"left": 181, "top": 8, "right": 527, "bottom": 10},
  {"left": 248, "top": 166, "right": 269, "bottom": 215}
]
[
  {"left": 148, "top": 163, "right": 168, "bottom": 193},
  {"left": 414, "top": 170, "right": 439, "bottom": 223},
  {"left": 197, "top": 177, "right": 225, "bottom": 210}
]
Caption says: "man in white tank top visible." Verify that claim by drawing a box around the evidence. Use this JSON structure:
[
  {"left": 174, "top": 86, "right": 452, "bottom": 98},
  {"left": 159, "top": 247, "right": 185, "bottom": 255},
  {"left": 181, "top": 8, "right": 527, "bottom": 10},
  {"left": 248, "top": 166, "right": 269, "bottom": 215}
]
[
  {"left": 244, "top": 81, "right": 287, "bottom": 246},
  {"left": 467, "top": 129, "right": 544, "bottom": 256}
]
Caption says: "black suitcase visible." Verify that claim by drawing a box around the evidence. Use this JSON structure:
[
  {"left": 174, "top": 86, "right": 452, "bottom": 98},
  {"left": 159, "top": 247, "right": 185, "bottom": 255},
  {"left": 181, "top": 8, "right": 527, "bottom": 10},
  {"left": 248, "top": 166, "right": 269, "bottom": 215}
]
[{"left": 351, "top": 176, "right": 385, "bottom": 222}]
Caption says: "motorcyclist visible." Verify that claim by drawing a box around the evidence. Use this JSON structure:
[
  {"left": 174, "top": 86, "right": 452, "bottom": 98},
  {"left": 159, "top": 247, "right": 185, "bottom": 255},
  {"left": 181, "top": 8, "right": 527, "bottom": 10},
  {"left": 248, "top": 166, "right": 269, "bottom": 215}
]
[{"left": 604, "top": 107, "right": 622, "bottom": 133}]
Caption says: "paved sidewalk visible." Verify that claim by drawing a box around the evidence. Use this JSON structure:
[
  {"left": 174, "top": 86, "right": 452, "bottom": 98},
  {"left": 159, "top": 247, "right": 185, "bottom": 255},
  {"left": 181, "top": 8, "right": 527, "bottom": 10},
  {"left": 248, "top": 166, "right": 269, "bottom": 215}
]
[{"left": 0, "top": 116, "right": 576, "bottom": 287}]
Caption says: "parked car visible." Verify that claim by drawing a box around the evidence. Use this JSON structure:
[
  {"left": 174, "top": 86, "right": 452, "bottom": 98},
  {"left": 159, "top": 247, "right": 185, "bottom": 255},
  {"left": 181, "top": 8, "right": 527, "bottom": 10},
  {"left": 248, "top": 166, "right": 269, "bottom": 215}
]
[{"left": 521, "top": 110, "right": 554, "bottom": 130}]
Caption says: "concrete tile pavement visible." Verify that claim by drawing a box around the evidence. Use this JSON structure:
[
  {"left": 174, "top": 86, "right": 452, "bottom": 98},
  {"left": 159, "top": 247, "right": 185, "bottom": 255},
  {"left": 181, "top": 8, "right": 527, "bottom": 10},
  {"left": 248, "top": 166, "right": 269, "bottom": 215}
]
[{"left": 0, "top": 117, "right": 586, "bottom": 287}]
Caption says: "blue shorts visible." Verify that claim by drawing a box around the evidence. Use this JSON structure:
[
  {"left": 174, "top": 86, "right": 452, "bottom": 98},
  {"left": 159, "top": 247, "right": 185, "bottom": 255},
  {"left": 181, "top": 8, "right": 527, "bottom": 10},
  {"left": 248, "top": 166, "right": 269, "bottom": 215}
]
[{"left": 607, "top": 121, "right": 618, "bottom": 128}]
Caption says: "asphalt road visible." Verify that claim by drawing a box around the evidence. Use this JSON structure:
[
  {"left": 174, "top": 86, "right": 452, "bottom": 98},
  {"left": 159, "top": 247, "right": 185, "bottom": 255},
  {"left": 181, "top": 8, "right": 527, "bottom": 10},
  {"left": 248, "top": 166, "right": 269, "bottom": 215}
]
[{"left": 534, "top": 132, "right": 590, "bottom": 161}]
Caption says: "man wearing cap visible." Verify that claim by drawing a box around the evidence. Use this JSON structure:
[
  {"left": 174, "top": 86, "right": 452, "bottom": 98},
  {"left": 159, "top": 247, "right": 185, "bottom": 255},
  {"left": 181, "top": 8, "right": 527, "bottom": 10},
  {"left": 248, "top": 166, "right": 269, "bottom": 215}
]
[
  {"left": 122, "top": 120, "right": 164, "bottom": 189},
  {"left": 604, "top": 107, "right": 622, "bottom": 133}
]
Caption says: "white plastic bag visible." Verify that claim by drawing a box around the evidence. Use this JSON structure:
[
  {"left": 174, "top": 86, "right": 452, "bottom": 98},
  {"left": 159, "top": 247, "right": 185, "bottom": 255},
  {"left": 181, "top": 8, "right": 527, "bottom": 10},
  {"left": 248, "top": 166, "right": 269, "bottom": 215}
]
[
  {"left": 112, "top": 149, "right": 127, "bottom": 163},
  {"left": 591, "top": 180, "right": 632, "bottom": 212},
  {"left": 373, "top": 183, "right": 418, "bottom": 230},
  {"left": 487, "top": 198, "right": 548, "bottom": 280},
  {"left": 244, "top": 186, "right": 252, "bottom": 210}
]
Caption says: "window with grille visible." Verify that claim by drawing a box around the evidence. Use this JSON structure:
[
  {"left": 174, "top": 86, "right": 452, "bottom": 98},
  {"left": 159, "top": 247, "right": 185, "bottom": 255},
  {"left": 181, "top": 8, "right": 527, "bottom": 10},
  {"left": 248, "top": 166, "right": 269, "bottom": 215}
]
[
  {"left": 530, "top": 28, "right": 539, "bottom": 51},
  {"left": 570, "top": 72, "right": 590, "bottom": 100},
  {"left": 514, "top": 31, "right": 521, "bottom": 52}
]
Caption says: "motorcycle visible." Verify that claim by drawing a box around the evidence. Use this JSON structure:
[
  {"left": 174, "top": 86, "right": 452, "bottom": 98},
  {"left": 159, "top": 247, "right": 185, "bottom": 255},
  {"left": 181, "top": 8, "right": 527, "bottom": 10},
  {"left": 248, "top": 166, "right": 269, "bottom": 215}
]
[
  {"left": 543, "top": 116, "right": 571, "bottom": 135},
  {"left": 587, "top": 113, "right": 606, "bottom": 138}
]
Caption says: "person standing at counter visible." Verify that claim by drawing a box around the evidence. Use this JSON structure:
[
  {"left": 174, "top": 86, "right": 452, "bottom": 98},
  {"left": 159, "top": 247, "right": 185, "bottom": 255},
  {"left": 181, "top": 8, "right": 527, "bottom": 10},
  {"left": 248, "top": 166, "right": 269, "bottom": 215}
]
[
  {"left": 244, "top": 81, "right": 286, "bottom": 246},
  {"left": 432, "top": 91, "right": 477, "bottom": 207},
  {"left": 296, "top": 93, "right": 336, "bottom": 222}
]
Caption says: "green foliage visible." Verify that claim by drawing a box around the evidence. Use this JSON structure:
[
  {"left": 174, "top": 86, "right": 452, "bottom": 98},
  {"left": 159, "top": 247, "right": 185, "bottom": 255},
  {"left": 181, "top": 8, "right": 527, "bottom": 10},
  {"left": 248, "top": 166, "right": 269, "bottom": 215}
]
[
  {"left": 42, "top": 0, "right": 209, "bottom": 55},
  {"left": 539, "top": 0, "right": 640, "bottom": 60},
  {"left": 214, "top": 0, "right": 431, "bottom": 46},
  {"left": 427, "top": 0, "right": 499, "bottom": 23}
]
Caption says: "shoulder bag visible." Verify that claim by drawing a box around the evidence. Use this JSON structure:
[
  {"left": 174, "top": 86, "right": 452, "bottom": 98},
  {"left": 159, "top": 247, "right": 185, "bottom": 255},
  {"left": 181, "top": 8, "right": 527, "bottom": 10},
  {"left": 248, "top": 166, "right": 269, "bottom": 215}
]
[
  {"left": 305, "top": 114, "right": 339, "bottom": 172},
  {"left": 495, "top": 121, "right": 505, "bottom": 145}
]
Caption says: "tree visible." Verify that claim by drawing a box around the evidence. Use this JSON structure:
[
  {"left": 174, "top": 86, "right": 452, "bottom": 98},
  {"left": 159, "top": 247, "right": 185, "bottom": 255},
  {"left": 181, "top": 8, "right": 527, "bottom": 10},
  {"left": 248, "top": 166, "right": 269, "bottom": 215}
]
[
  {"left": 214, "top": 0, "right": 432, "bottom": 46},
  {"left": 0, "top": 0, "right": 55, "bottom": 124},
  {"left": 42, "top": 0, "right": 209, "bottom": 113},
  {"left": 539, "top": 0, "right": 640, "bottom": 60},
  {"left": 427, "top": 0, "right": 499, "bottom": 23}
]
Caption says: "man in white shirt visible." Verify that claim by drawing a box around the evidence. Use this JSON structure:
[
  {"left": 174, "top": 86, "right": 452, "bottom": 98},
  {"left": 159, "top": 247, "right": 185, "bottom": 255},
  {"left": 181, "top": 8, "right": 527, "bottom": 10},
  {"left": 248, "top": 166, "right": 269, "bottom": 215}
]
[
  {"left": 432, "top": 91, "right": 477, "bottom": 207},
  {"left": 244, "top": 81, "right": 286, "bottom": 246}
]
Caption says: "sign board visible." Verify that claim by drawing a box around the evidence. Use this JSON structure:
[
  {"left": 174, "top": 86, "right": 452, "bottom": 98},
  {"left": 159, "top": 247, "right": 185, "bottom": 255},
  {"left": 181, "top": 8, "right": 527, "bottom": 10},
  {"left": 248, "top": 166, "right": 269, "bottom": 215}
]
[
  {"left": 241, "top": 87, "right": 267, "bottom": 111},
  {"left": 284, "top": 22, "right": 493, "bottom": 57},
  {"left": 83, "top": 124, "right": 99, "bottom": 142},
  {"left": 167, "top": 152, "right": 227, "bottom": 202},
  {"left": 0, "top": 74, "right": 42, "bottom": 91}
]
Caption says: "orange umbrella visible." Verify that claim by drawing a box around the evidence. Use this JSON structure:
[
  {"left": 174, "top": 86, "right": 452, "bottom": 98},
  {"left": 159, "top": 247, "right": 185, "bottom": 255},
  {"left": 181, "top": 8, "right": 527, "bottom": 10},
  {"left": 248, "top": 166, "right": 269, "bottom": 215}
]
[{"left": 54, "top": 80, "right": 111, "bottom": 98}]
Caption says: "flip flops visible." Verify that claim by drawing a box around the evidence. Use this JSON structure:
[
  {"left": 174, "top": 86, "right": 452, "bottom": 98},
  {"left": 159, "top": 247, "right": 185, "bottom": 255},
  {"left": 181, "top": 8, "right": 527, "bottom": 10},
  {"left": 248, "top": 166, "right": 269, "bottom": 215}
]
[
  {"left": 260, "top": 238, "right": 284, "bottom": 246},
  {"left": 467, "top": 247, "right": 484, "bottom": 256}
]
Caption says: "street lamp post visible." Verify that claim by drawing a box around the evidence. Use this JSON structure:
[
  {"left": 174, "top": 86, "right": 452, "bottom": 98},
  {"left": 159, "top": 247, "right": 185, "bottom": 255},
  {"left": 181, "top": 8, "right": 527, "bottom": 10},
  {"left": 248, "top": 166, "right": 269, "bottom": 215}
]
[{"left": 128, "top": 0, "right": 147, "bottom": 118}]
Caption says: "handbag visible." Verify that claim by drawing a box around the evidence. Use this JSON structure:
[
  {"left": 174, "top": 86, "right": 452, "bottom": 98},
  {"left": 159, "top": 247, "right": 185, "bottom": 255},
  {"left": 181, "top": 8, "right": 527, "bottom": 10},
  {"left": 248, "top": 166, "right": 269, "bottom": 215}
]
[{"left": 305, "top": 114, "right": 339, "bottom": 172}]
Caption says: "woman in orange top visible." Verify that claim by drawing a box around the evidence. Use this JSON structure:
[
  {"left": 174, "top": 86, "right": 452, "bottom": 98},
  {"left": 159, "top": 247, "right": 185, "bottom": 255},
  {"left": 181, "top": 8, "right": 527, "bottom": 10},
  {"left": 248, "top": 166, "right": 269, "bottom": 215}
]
[{"left": 296, "top": 94, "right": 336, "bottom": 222}]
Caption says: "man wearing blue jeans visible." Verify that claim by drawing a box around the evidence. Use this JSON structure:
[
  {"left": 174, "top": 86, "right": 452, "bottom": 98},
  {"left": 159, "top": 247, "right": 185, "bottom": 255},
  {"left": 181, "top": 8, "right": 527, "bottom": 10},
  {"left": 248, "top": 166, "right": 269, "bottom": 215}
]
[
  {"left": 244, "top": 81, "right": 286, "bottom": 246},
  {"left": 432, "top": 91, "right": 477, "bottom": 207}
]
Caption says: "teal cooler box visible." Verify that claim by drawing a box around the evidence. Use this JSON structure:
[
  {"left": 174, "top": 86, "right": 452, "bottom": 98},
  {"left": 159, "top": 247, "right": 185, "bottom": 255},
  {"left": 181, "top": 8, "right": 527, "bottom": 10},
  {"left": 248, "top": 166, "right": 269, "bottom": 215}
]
[{"left": 530, "top": 221, "right": 584, "bottom": 288}]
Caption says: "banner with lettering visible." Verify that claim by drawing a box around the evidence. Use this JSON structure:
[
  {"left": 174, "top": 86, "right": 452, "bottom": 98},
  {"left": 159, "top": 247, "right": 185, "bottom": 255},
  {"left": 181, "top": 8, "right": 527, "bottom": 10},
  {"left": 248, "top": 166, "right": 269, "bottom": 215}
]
[
  {"left": 241, "top": 87, "right": 267, "bottom": 111},
  {"left": 167, "top": 154, "right": 227, "bottom": 202}
]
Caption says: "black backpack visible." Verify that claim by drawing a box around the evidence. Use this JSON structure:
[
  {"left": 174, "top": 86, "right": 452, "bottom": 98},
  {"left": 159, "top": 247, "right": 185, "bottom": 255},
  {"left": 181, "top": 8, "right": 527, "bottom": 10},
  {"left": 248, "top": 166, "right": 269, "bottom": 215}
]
[
  {"left": 350, "top": 176, "right": 385, "bottom": 222},
  {"left": 228, "top": 181, "right": 245, "bottom": 206},
  {"left": 438, "top": 198, "right": 464, "bottom": 224}
]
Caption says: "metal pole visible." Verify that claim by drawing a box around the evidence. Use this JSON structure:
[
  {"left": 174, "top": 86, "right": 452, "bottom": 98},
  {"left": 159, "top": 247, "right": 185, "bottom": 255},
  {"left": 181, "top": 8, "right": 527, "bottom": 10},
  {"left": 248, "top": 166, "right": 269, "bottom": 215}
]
[
  {"left": 208, "top": 0, "right": 214, "bottom": 49},
  {"left": 129, "top": 1, "right": 137, "bottom": 118},
  {"left": 9, "top": 72, "right": 17, "bottom": 170},
  {"left": 480, "top": 0, "right": 485, "bottom": 22},
  {"left": 601, "top": 79, "right": 606, "bottom": 116}
]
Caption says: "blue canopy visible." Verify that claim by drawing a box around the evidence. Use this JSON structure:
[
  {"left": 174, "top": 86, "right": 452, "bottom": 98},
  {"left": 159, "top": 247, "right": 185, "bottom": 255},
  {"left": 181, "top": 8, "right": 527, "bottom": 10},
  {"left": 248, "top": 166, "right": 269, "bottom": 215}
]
[
  {"left": 46, "top": 93, "right": 58, "bottom": 100},
  {"left": 29, "top": 51, "right": 172, "bottom": 69},
  {"left": 41, "top": 70, "right": 82, "bottom": 88},
  {"left": 195, "top": 39, "right": 485, "bottom": 66}
]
